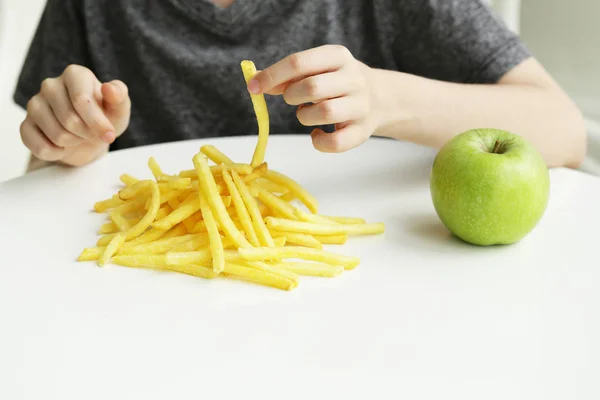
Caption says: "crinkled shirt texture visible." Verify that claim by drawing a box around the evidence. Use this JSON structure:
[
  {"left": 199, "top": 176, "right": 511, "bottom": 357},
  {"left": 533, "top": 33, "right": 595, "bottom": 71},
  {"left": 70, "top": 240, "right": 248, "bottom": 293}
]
[{"left": 14, "top": 0, "right": 531, "bottom": 151}]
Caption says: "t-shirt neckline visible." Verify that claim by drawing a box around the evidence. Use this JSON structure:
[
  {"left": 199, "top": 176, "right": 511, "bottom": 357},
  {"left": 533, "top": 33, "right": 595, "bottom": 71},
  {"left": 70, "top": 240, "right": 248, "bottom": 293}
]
[{"left": 171, "top": 0, "right": 298, "bottom": 39}]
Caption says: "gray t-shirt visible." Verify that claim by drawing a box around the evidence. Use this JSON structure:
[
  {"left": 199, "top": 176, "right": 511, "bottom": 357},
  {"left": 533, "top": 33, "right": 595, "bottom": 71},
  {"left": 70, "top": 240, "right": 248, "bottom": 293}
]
[{"left": 13, "top": 0, "right": 530, "bottom": 151}]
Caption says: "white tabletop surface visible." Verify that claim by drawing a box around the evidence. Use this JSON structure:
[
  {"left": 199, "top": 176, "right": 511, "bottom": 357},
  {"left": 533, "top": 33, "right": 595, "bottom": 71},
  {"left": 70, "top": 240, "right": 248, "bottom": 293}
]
[{"left": 1, "top": 135, "right": 599, "bottom": 400}]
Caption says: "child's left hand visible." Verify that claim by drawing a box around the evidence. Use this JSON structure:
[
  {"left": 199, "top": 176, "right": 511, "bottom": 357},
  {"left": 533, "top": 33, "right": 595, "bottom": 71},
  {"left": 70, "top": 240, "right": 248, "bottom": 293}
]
[{"left": 248, "top": 45, "right": 381, "bottom": 153}]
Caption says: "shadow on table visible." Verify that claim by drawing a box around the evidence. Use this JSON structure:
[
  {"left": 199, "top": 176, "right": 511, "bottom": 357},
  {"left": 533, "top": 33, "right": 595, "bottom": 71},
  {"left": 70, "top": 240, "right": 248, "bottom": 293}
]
[{"left": 397, "top": 213, "right": 489, "bottom": 254}]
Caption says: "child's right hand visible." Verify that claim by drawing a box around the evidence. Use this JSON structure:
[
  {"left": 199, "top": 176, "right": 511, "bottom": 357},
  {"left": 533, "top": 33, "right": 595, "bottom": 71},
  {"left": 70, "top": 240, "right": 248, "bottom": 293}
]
[{"left": 20, "top": 65, "right": 131, "bottom": 167}]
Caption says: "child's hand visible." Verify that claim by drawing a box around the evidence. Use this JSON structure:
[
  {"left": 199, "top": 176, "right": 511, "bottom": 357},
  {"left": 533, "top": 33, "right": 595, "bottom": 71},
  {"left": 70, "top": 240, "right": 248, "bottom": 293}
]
[
  {"left": 20, "top": 65, "right": 131, "bottom": 167},
  {"left": 249, "top": 45, "right": 381, "bottom": 152}
]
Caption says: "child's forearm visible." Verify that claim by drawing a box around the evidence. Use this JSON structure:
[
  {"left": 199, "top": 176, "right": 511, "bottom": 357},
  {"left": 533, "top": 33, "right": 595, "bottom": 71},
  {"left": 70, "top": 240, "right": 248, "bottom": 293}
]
[{"left": 371, "top": 67, "right": 587, "bottom": 169}]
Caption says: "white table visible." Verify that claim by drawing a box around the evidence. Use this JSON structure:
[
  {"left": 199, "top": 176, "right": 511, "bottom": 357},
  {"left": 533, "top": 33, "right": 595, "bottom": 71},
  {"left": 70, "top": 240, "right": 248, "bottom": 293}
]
[{"left": 1, "top": 135, "right": 599, "bottom": 400}]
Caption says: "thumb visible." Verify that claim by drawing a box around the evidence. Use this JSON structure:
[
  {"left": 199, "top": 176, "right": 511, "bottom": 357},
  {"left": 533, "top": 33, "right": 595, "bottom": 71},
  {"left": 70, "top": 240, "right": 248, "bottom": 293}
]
[
  {"left": 101, "top": 80, "right": 131, "bottom": 136},
  {"left": 310, "top": 123, "right": 369, "bottom": 153}
]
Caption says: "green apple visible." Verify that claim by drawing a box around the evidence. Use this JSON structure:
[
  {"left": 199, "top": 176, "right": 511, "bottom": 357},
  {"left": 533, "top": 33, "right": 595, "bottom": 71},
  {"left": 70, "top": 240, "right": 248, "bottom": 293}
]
[{"left": 429, "top": 128, "right": 550, "bottom": 246}]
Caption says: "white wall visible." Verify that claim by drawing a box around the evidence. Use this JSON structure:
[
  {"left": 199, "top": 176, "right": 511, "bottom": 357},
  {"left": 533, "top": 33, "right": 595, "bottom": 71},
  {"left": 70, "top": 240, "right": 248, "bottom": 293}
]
[
  {"left": 520, "top": 0, "right": 600, "bottom": 121},
  {"left": 0, "top": 0, "right": 45, "bottom": 182}
]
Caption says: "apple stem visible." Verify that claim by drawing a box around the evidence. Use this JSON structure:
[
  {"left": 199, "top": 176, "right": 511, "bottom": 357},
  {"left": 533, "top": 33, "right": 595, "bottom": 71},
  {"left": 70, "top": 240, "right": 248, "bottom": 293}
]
[{"left": 492, "top": 140, "right": 502, "bottom": 154}]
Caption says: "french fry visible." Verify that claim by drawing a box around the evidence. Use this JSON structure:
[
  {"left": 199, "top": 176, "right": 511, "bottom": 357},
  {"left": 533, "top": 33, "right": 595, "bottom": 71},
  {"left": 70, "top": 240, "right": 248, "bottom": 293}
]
[
  {"left": 94, "top": 195, "right": 125, "bottom": 212},
  {"left": 112, "top": 254, "right": 167, "bottom": 268},
  {"left": 118, "top": 233, "right": 200, "bottom": 255},
  {"left": 77, "top": 247, "right": 105, "bottom": 262},
  {"left": 222, "top": 169, "right": 260, "bottom": 246},
  {"left": 200, "top": 194, "right": 225, "bottom": 274},
  {"left": 244, "top": 162, "right": 268, "bottom": 183},
  {"left": 294, "top": 208, "right": 338, "bottom": 225},
  {"left": 200, "top": 145, "right": 233, "bottom": 165},
  {"left": 240, "top": 60, "right": 269, "bottom": 167},
  {"left": 168, "top": 264, "right": 219, "bottom": 279},
  {"left": 279, "top": 191, "right": 295, "bottom": 203},
  {"left": 264, "top": 170, "right": 318, "bottom": 214},
  {"left": 323, "top": 216, "right": 366, "bottom": 225},
  {"left": 217, "top": 252, "right": 299, "bottom": 283},
  {"left": 238, "top": 246, "right": 361, "bottom": 270},
  {"left": 156, "top": 204, "right": 173, "bottom": 220},
  {"left": 182, "top": 211, "right": 202, "bottom": 233},
  {"left": 98, "top": 222, "right": 119, "bottom": 234},
  {"left": 265, "top": 217, "right": 385, "bottom": 236},
  {"left": 109, "top": 209, "right": 133, "bottom": 231},
  {"left": 254, "top": 178, "right": 287, "bottom": 194},
  {"left": 114, "top": 196, "right": 147, "bottom": 216},
  {"left": 153, "top": 194, "right": 201, "bottom": 230},
  {"left": 191, "top": 220, "right": 207, "bottom": 234},
  {"left": 120, "top": 174, "right": 139, "bottom": 187},
  {"left": 270, "top": 231, "right": 322, "bottom": 249},
  {"left": 170, "top": 234, "right": 211, "bottom": 252},
  {"left": 168, "top": 197, "right": 181, "bottom": 210},
  {"left": 215, "top": 163, "right": 253, "bottom": 175},
  {"left": 148, "top": 157, "right": 164, "bottom": 180},
  {"left": 193, "top": 153, "right": 250, "bottom": 248},
  {"left": 158, "top": 178, "right": 190, "bottom": 193},
  {"left": 254, "top": 187, "right": 298, "bottom": 220},
  {"left": 313, "top": 234, "right": 348, "bottom": 245},
  {"left": 274, "top": 262, "right": 344, "bottom": 278},
  {"left": 231, "top": 170, "right": 275, "bottom": 247},
  {"left": 165, "top": 248, "right": 212, "bottom": 266},
  {"left": 157, "top": 189, "right": 186, "bottom": 206},
  {"left": 295, "top": 210, "right": 366, "bottom": 226},
  {"left": 126, "top": 226, "right": 170, "bottom": 247},
  {"left": 240, "top": 260, "right": 300, "bottom": 286},
  {"left": 273, "top": 236, "right": 287, "bottom": 247},
  {"left": 161, "top": 224, "right": 188, "bottom": 239},
  {"left": 98, "top": 233, "right": 126, "bottom": 267},
  {"left": 97, "top": 233, "right": 117, "bottom": 247},
  {"left": 179, "top": 163, "right": 253, "bottom": 178},
  {"left": 223, "top": 263, "right": 294, "bottom": 291},
  {"left": 122, "top": 181, "right": 161, "bottom": 240},
  {"left": 258, "top": 203, "right": 270, "bottom": 218}
]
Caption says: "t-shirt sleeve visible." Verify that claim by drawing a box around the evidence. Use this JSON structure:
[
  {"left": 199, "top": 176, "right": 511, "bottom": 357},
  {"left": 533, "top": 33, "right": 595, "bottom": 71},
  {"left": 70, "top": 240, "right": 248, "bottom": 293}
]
[
  {"left": 13, "top": 0, "right": 91, "bottom": 109},
  {"left": 392, "top": 0, "right": 531, "bottom": 84}
]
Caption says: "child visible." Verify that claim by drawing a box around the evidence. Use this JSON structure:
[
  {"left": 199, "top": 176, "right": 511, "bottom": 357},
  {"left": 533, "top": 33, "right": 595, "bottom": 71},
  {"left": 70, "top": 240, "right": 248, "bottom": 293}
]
[{"left": 14, "top": 0, "right": 586, "bottom": 171}]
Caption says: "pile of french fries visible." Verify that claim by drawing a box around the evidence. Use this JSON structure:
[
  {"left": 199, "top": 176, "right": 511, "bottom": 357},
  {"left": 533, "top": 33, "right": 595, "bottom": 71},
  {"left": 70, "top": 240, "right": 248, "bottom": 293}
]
[{"left": 76, "top": 60, "right": 385, "bottom": 290}]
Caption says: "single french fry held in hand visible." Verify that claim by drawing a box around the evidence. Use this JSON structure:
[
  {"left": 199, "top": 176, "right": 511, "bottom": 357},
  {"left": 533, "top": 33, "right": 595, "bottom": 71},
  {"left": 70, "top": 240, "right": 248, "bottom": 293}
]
[
  {"left": 240, "top": 60, "right": 269, "bottom": 167},
  {"left": 77, "top": 58, "right": 384, "bottom": 290}
]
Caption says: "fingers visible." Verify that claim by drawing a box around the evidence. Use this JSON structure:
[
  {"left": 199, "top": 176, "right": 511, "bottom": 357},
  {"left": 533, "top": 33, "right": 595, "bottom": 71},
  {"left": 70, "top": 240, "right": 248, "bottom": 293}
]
[
  {"left": 63, "top": 65, "right": 116, "bottom": 143},
  {"left": 41, "top": 77, "right": 90, "bottom": 140},
  {"left": 283, "top": 71, "right": 354, "bottom": 105},
  {"left": 101, "top": 80, "right": 131, "bottom": 137},
  {"left": 310, "top": 124, "right": 369, "bottom": 153},
  {"left": 296, "top": 96, "right": 368, "bottom": 127},
  {"left": 250, "top": 45, "right": 353, "bottom": 94},
  {"left": 20, "top": 118, "right": 66, "bottom": 162},
  {"left": 27, "top": 93, "right": 83, "bottom": 148}
]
